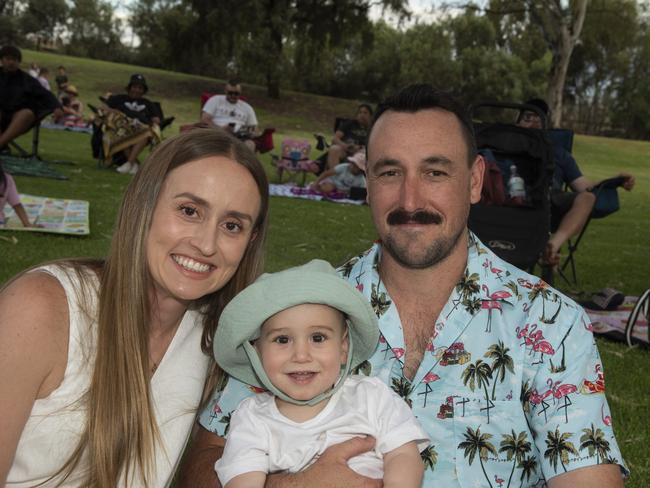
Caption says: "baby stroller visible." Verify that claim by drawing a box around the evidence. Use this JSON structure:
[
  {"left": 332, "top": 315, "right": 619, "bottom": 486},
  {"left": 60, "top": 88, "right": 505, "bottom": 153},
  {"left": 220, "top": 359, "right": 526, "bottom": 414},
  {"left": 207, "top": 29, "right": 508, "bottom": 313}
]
[{"left": 468, "top": 101, "right": 554, "bottom": 273}]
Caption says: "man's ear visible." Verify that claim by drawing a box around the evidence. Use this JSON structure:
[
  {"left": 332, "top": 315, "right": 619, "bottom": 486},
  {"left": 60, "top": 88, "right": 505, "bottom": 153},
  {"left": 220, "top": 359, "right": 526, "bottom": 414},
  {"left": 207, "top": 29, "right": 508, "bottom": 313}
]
[{"left": 470, "top": 154, "right": 485, "bottom": 205}]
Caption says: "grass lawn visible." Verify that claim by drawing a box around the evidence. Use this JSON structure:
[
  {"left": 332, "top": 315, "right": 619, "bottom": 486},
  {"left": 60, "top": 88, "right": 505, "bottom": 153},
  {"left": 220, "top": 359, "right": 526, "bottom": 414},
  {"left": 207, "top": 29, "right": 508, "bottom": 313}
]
[{"left": 2, "top": 50, "right": 649, "bottom": 485}]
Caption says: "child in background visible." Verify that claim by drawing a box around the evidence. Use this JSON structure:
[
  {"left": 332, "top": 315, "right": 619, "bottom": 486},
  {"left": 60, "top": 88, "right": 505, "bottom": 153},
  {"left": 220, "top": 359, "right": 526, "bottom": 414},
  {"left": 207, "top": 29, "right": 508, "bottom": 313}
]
[
  {"left": 213, "top": 260, "right": 428, "bottom": 488},
  {"left": 310, "top": 150, "right": 366, "bottom": 197},
  {"left": 0, "top": 163, "right": 34, "bottom": 227}
]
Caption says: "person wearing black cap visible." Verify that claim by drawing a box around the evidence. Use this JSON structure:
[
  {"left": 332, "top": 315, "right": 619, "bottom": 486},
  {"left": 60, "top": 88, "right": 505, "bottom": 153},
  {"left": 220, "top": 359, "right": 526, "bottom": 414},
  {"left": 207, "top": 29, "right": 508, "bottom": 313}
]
[
  {"left": 103, "top": 73, "right": 161, "bottom": 174},
  {"left": 0, "top": 45, "right": 62, "bottom": 151},
  {"left": 517, "top": 98, "right": 635, "bottom": 266}
]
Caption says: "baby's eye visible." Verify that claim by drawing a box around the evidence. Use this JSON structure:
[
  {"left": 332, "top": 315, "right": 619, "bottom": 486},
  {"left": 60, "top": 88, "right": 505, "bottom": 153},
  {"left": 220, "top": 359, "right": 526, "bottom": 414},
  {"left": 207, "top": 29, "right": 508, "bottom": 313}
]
[
  {"left": 273, "top": 336, "right": 290, "bottom": 344},
  {"left": 312, "top": 333, "right": 326, "bottom": 343}
]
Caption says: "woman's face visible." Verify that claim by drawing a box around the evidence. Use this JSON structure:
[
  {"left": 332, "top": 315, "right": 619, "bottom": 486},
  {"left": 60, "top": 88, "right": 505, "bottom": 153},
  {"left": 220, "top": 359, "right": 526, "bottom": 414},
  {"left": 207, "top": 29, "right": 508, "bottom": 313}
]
[{"left": 146, "top": 155, "right": 261, "bottom": 309}]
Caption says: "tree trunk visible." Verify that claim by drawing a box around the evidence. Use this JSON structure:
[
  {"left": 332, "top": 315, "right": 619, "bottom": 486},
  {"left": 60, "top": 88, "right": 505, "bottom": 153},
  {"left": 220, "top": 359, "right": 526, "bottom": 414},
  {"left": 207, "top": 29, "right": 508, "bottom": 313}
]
[{"left": 544, "top": 0, "right": 588, "bottom": 128}]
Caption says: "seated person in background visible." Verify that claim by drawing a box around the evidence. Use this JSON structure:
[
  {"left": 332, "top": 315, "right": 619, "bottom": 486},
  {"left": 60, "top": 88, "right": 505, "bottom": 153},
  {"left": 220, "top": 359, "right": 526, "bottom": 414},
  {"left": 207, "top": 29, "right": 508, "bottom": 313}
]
[
  {"left": 517, "top": 98, "right": 635, "bottom": 266},
  {"left": 55, "top": 84, "right": 85, "bottom": 127},
  {"left": 311, "top": 151, "right": 366, "bottom": 197},
  {"left": 0, "top": 46, "right": 61, "bottom": 152},
  {"left": 201, "top": 80, "right": 258, "bottom": 151},
  {"left": 325, "top": 103, "right": 372, "bottom": 171},
  {"left": 213, "top": 260, "right": 428, "bottom": 488},
  {"left": 54, "top": 65, "right": 68, "bottom": 96},
  {"left": 36, "top": 67, "right": 51, "bottom": 91},
  {"left": 101, "top": 73, "right": 161, "bottom": 175},
  {"left": 0, "top": 162, "right": 36, "bottom": 227},
  {"left": 27, "top": 62, "right": 39, "bottom": 78}
]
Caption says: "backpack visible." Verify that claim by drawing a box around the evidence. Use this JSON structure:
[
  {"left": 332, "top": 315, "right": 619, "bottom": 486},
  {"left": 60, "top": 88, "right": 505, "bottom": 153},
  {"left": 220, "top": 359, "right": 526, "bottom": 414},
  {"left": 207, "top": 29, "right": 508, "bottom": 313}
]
[{"left": 478, "top": 151, "right": 507, "bottom": 206}]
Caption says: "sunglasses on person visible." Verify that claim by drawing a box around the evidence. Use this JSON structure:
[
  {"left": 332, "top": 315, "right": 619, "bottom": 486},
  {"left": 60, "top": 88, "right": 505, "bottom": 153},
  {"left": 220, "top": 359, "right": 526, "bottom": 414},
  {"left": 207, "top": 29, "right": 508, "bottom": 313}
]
[
  {"left": 521, "top": 111, "right": 541, "bottom": 122},
  {"left": 226, "top": 90, "right": 241, "bottom": 96}
]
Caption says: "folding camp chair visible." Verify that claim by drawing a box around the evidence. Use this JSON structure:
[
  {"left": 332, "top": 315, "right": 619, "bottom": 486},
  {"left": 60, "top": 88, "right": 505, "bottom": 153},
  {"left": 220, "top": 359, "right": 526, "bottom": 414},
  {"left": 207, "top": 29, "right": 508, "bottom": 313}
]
[
  {"left": 271, "top": 138, "right": 319, "bottom": 186},
  {"left": 555, "top": 176, "right": 628, "bottom": 286},
  {"left": 8, "top": 109, "right": 53, "bottom": 160}
]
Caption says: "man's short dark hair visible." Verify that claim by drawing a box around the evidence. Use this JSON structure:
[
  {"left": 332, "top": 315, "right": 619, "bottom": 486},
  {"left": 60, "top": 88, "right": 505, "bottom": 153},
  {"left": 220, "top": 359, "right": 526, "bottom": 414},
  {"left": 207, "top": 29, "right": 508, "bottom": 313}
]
[
  {"left": 0, "top": 45, "right": 21, "bottom": 62},
  {"left": 358, "top": 103, "right": 373, "bottom": 115},
  {"left": 227, "top": 78, "right": 241, "bottom": 87},
  {"left": 371, "top": 84, "right": 477, "bottom": 163}
]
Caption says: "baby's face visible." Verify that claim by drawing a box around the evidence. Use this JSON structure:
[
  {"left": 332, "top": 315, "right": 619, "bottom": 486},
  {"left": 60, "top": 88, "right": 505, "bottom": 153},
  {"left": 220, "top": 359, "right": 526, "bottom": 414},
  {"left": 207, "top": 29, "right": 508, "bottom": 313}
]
[{"left": 256, "top": 304, "right": 348, "bottom": 404}]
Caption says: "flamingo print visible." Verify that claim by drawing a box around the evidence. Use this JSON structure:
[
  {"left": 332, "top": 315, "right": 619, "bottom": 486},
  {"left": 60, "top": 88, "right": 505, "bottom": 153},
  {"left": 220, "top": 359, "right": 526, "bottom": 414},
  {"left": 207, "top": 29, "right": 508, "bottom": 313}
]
[
  {"left": 602, "top": 404, "right": 612, "bottom": 426},
  {"left": 547, "top": 378, "right": 577, "bottom": 404},
  {"left": 392, "top": 347, "right": 405, "bottom": 360},
  {"left": 481, "top": 285, "right": 512, "bottom": 333},
  {"left": 529, "top": 388, "right": 552, "bottom": 405},
  {"left": 423, "top": 372, "right": 440, "bottom": 383},
  {"left": 482, "top": 258, "right": 490, "bottom": 277},
  {"left": 488, "top": 260, "right": 504, "bottom": 281},
  {"left": 494, "top": 474, "right": 505, "bottom": 487}
]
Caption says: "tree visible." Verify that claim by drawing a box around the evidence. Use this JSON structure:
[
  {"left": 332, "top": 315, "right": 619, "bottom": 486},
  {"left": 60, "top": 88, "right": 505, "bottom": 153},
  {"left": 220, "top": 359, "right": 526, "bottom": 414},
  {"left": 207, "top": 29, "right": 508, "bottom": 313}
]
[
  {"left": 484, "top": 341, "right": 514, "bottom": 400},
  {"left": 579, "top": 423, "right": 611, "bottom": 464},
  {"left": 20, "top": 0, "right": 68, "bottom": 49},
  {"left": 544, "top": 426, "right": 578, "bottom": 473},
  {"left": 458, "top": 426, "right": 498, "bottom": 487},
  {"left": 499, "top": 430, "right": 531, "bottom": 488},
  {"left": 66, "top": 0, "right": 124, "bottom": 60}
]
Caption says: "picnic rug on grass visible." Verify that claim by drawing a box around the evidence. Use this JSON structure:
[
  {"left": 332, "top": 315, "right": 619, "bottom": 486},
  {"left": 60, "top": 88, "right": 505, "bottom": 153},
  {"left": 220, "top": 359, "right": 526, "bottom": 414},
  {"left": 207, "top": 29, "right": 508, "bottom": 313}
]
[
  {"left": 585, "top": 294, "right": 649, "bottom": 347},
  {"left": 1, "top": 194, "right": 89, "bottom": 235},
  {"left": 269, "top": 183, "right": 365, "bottom": 205},
  {"left": 41, "top": 121, "right": 93, "bottom": 134},
  {"left": 1, "top": 155, "right": 69, "bottom": 180}
]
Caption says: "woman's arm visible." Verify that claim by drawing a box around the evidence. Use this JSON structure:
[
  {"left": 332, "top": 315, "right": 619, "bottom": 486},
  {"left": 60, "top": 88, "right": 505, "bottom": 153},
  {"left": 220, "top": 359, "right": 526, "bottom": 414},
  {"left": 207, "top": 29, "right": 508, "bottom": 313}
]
[
  {"left": 0, "top": 272, "right": 69, "bottom": 483},
  {"left": 382, "top": 441, "right": 424, "bottom": 488}
]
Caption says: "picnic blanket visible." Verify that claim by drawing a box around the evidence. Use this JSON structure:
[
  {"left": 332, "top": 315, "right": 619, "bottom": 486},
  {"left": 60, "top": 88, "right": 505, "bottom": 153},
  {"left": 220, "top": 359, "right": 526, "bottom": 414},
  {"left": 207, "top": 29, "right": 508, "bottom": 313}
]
[
  {"left": 0, "top": 155, "right": 68, "bottom": 180},
  {"left": 269, "top": 183, "right": 365, "bottom": 206},
  {"left": 1, "top": 194, "right": 89, "bottom": 235},
  {"left": 586, "top": 295, "right": 649, "bottom": 347},
  {"left": 41, "top": 121, "right": 93, "bottom": 134}
]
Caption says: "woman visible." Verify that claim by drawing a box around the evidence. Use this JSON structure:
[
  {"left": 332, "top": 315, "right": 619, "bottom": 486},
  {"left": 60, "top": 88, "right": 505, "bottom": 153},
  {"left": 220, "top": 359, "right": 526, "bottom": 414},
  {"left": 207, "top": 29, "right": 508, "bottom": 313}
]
[{"left": 0, "top": 129, "right": 269, "bottom": 487}]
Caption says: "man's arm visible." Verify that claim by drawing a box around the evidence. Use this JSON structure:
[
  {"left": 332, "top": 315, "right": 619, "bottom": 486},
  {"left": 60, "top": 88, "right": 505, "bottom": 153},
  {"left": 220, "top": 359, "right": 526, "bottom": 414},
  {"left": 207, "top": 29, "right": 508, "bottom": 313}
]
[
  {"left": 200, "top": 111, "right": 217, "bottom": 127},
  {"left": 570, "top": 172, "right": 635, "bottom": 193},
  {"left": 548, "top": 464, "right": 623, "bottom": 488},
  {"left": 176, "top": 424, "right": 224, "bottom": 487}
]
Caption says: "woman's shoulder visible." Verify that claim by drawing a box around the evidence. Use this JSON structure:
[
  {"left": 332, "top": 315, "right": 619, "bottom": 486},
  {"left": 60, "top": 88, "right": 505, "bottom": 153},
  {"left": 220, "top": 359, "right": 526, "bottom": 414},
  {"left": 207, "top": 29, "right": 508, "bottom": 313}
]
[{"left": 0, "top": 269, "right": 71, "bottom": 398}]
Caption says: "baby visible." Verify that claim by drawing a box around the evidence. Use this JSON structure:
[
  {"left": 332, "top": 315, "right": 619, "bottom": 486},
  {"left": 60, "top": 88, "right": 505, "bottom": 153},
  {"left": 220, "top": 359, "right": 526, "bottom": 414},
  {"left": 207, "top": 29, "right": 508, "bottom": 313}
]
[{"left": 213, "top": 259, "right": 428, "bottom": 487}]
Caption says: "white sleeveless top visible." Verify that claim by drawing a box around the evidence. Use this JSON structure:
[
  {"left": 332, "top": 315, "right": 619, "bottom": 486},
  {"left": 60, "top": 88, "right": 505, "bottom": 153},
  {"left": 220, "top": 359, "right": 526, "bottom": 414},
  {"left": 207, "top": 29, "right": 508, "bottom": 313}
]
[{"left": 6, "top": 265, "right": 211, "bottom": 487}]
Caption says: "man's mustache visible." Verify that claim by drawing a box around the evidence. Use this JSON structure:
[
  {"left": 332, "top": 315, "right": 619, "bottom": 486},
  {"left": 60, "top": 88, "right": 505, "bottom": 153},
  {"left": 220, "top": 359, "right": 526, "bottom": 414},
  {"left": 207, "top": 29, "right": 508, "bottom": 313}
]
[{"left": 387, "top": 209, "right": 442, "bottom": 225}]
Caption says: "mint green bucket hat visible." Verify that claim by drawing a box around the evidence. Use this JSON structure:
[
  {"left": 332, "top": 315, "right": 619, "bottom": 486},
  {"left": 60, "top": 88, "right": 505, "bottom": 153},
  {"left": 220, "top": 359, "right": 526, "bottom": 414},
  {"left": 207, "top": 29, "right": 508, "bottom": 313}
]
[{"left": 214, "top": 259, "right": 379, "bottom": 406}]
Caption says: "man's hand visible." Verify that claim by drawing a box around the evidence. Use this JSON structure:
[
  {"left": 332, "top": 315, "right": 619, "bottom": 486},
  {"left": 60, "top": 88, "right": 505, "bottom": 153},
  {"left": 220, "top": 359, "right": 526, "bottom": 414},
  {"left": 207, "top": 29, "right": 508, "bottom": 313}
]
[{"left": 266, "top": 436, "right": 382, "bottom": 488}]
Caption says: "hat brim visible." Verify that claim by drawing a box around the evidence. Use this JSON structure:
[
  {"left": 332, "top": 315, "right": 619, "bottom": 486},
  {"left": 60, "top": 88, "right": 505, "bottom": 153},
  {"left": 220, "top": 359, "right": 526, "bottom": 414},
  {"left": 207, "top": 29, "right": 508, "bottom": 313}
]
[{"left": 214, "top": 260, "right": 379, "bottom": 388}]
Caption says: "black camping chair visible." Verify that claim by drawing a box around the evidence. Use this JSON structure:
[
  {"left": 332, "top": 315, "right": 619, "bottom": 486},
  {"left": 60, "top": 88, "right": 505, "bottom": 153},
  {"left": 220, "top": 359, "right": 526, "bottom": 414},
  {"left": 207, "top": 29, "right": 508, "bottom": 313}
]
[
  {"left": 555, "top": 175, "right": 627, "bottom": 286},
  {"left": 468, "top": 101, "right": 554, "bottom": 272},
  {"left": 7, "top": 108, "right": 53, "bottom": 160}
]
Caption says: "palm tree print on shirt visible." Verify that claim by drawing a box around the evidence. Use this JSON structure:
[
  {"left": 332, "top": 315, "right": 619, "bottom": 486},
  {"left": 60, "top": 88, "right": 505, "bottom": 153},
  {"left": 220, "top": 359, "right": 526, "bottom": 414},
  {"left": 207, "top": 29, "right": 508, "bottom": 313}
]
[
  {"left": 449, "top": 269, "right": 481, "bottom": 316},
  {"left": 527, "top": 282, "right": 562, "bottom": 324},
  {"left": 499, "top": 430, "right": 532, "bottom": 488},
  {"left": 420, "top": 444, "right": 438, "bottom": 471},
  {"left": 461, "top": 360, "right": 493, "bottom": 422},
  {"left": 544, "top": 427, "right": 578, "bottom": 473},
  {"left": 518, "top": 456, "right": 538, "bottom": 487},
  {"left": 484, "top": 341, "right": 514, "bottom": 400},
  {"left": 579, "top": 424, "right": 612, "bottom": 464},
  {"left": 458, "top": 426, "right": 498, "bottom": 487},
  {"left": 370, "top": 283, "right": 391, "bottom": 317}
]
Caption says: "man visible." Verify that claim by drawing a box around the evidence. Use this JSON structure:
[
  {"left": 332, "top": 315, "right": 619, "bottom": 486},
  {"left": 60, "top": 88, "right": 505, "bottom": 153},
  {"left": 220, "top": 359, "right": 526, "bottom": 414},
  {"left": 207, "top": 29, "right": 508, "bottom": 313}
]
[
  {"left": 517, "top": 98, "right": 635, "bottom": 266},
  {"left": 201, "top": 80, "right": 258, "bottom": 151},
  {"left": 179, "top": 85, "right": 626, "bottom": 487},
  {"left": 0, "top": 46, "right": 61, "bottom": 151},
  {"left": 324, "top": 103, "right": 373, "bottom": 170},
  {"left": 104, "top": 74, "right": 161, "bottom": 174}
]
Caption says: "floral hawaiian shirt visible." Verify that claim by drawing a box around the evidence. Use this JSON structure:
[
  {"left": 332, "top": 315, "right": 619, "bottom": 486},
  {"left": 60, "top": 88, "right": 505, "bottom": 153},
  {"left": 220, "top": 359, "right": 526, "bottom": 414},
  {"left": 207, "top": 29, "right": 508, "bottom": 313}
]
[{"left": 199, "top": 233, "right": 627, "bottom": 487}]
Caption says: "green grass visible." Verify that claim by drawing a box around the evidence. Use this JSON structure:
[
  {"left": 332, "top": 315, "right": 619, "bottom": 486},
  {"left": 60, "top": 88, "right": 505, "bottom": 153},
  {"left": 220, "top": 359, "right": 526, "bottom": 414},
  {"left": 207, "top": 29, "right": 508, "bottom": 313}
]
[{"left": 2, "top": 50, "right": 650, "bottom": 486}]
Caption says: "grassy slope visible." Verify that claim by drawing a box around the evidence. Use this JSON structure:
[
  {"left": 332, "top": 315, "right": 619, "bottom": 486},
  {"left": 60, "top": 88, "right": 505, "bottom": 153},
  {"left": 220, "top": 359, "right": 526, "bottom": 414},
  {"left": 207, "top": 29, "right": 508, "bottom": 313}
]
[{"left": 2, "top": 50, "right": 649, "bottom": 485}]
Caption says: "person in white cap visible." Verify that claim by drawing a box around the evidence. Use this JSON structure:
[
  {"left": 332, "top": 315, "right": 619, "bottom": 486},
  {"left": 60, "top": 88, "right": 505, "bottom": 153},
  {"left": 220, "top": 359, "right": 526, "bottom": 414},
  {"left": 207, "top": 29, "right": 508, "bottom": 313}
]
[
  {"left": 310, "top": 151, "right": 367, "bottom": 197},
  {"left": 212, "top": 259, "right": 428, "bottom": 488}
]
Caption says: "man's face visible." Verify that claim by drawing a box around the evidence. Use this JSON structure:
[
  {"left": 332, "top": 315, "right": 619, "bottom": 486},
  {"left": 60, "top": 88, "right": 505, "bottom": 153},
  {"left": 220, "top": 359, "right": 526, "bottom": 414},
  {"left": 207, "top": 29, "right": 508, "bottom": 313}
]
[
  {"left": 366, "top": 109, "right": 484, "bottom": 269},
  {"left": 356, "top": 106, "right": 372, "bottom": 126},
  {"left": 518, "top": 111, "right": 542, "bottom": 129},
  {"left": 1, "top": 55, "right": 20, "bottom": 72},
  {"left": 128, "top": 83, "right": 145, "bottom": 99},
  {"left": 225, "top": 84, "right": 242, "bottom": 104}
]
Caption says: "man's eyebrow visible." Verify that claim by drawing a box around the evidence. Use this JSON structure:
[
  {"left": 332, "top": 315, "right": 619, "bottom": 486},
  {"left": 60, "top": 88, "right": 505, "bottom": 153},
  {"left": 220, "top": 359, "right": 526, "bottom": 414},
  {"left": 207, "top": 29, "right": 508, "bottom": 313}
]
[
  {"left": 371, "top": 157, "right": 401, "bottom": 170},
  {"left": 422, "top": 155, "right": 453, "bottom": 166},
  {"left": 173, "top": 192, "right": 254, "bottom": 222}
]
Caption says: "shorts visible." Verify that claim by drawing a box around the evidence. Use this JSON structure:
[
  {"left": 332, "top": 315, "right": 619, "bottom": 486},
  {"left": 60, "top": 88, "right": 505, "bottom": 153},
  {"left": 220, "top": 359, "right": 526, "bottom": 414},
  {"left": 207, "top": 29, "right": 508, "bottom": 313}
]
[{"left": 550, "top": 190, "right": 578, "bottom": 230}]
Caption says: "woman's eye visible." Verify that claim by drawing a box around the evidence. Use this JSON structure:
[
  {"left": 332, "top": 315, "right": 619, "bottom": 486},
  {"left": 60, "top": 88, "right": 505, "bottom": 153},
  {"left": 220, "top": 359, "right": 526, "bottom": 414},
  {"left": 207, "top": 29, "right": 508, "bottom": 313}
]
[
  {"left": 225, "top": 221, "right": 243, "bottom": 232},
  {"left": 179, "top": 205, "right": 197, "bottom": 217}
]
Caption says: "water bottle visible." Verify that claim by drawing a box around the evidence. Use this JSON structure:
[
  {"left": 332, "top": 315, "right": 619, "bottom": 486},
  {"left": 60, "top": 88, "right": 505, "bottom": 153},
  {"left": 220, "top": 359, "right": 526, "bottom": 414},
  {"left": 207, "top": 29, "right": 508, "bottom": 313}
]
[{"left": 507, "top": 164, "right": 526, "bottom": 205}]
